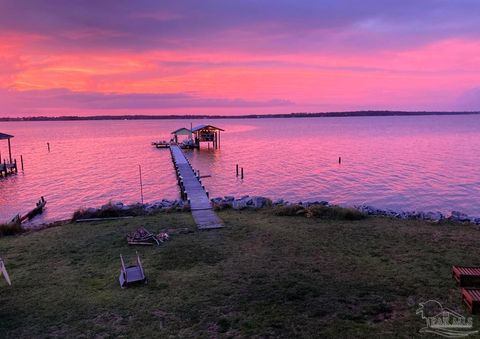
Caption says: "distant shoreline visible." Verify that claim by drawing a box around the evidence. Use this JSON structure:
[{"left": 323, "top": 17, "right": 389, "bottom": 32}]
[{"left": 1, "top": 110, "right": 480, "bottom": 122}]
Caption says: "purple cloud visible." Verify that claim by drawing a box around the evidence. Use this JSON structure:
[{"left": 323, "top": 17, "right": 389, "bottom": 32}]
[
  {"left": 0, "top": 88, "right": 293, "bottom": 113},
  {"left": 1, "top": 0, "right": 480, "bottom": 53}
]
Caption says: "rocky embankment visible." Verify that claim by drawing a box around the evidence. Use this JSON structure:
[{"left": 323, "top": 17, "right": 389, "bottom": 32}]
[
  {"left": 210, "top": 195, "right": 480, "bottom": 226},
  {"left": 73, "top": 200, "right": 188, "bottom": 220},
  {"left": 74, "top": 196, "right": 480, "bottom": 227}
]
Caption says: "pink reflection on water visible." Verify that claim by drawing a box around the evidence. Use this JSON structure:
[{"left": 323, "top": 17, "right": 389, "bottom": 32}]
[{"left": 1, "top": 115, "right": 480, "bottom": 225}]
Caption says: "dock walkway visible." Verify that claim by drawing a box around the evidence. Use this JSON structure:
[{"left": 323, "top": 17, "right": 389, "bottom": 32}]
[{"left": 169, "top": 145, "right": 224, "bottom": 230}]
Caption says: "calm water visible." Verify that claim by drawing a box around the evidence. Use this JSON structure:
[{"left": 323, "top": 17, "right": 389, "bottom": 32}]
[{"left": 1, "top": 116, "right": 480, "bottom": 225}]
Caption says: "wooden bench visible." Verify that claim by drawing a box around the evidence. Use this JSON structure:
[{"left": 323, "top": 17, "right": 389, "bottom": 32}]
[
  {"left": 452, "top": 266, "right": 480, "bottom": 287},
  {"left": 461, "top": 288, "right": 480, "bottom": 314}
]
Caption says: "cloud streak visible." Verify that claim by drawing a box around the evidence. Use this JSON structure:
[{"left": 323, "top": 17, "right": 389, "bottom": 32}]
[{"left": 0, "top": 88, "right": 293, "bottom": 113}]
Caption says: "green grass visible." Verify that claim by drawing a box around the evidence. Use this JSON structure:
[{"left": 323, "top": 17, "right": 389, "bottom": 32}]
[{"left": 0, "top": 209, "right": 479, "bottom": 337}]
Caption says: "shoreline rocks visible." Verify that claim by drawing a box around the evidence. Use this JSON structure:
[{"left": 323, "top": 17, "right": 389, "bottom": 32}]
[
  {"left": 211, "top": 195, "right": 480, "bottom": 226},
  {"left": 73, "top": 199, "right": 189, "bottom": 220},
  {"left": 74, "top": 196, "right": 480, "bottom": 227},
  {"left": 353, "top": 204, "right": 479, "bottom": 225}
]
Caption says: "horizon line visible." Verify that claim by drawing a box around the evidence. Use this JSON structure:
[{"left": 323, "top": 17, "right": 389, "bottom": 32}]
[{"left": 1, "top": 110, "right": 480, "bottom": 122}]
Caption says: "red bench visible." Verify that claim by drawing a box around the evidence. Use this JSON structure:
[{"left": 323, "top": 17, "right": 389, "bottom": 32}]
[
  {"left": 452, "top": 266, "right": 480, "bottom": 287},
  {"left": 461, "top": 288, "right": 480, "bottom": 314}
]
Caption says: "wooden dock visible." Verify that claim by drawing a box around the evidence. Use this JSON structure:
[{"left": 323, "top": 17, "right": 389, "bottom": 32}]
[{"left": 170, "top": 145, "right": 224, "bottom": 230}]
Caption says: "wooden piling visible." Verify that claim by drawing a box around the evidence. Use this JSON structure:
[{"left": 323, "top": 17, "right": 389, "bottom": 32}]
[
  {"left": 138, "top": 165, "right": 144, "bottom": 204},
  {"left": 7, "top": 138, "right": 12, "bottom": 163},
  {"left": 20, "top": 155, "right": 24, "bottom": 171},
  {"left": 241, "top": 167, "right": 244, "bottom": 179},
  {"left": 338, "top": 157, "right": 342, "bottom": 164},
  {"left": 236, "top": 164, "right": 239, "bottom": 177},
  {"left": 47, "top": 142, "right": 50, "bottom": 152}
]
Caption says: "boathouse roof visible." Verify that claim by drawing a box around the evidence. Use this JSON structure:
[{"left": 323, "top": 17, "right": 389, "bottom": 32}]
[
  {"left": 0, "top": 133, "right": 14, "bottom": 140},
  {"left": 191, "top": 124, "right": 224, "bottom": 132},
  {"left": 171, "top": 127, "right": 191, "bottom": 135}
]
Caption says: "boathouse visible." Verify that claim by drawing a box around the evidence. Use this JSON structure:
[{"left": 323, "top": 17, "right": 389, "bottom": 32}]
[
  {"left": 0, "top": 132, "right": 17, "bottom": 176},
  {"left": 192, "top": 124, "right": 224, "bottom": 149},
  {"left": 0, "top": 133, "right": 13, "bottom": 163},
  {"left": 169, "top": 124, "right": 224, "bottom": 149},
  {"left": 171, "top": 127, "right": 192, "bottom": 143}
]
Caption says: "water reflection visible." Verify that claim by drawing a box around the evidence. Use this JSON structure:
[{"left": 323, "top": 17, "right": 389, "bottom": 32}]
[{"left": 1, "top": 115, "right": 480, "bottom": 224}]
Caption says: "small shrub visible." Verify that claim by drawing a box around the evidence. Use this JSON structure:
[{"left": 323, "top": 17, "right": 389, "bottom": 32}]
[
  {"left": 213, "top": 202, "right": 232, "bottom": 211},
  {"left": 72, "top": 209, "right": 86, "bottom": 221},
  {"left": 0, "top": 222, "right": 24, "bottom": 236},
  {"left": 72, "top": 202, "right": 140, "bottom": 220},
  {"left": 264, "top": 198, "right": 273, "bottom": 207},
  {"left": 306, "top": 205, "right": 365, "bottom": 220},
  {"left": 97, "top": 206, "right": 122, "bottom": 218},
  {"left": 272, "top": 204, "right": 305, "bottom": 216}
]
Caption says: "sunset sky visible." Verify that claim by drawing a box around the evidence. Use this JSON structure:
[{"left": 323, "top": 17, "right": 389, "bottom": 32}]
[{"left": 1, "top": 0, "right": 480, "bottom": 116}]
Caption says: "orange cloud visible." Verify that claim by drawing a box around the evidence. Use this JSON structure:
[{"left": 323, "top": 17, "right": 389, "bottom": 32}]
[{"left": 1, "top": 30, "right": 480, "bottom": 114}]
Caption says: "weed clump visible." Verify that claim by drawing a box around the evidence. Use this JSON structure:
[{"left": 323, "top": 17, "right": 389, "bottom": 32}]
[
  {"left": 306, "top": 205, "right": 365, "bottom": 220},
  {"left": 272, "top": 204, "right": 306, "bottom": 216},
  {"left": 72, "top": 202, "right": 145, "bottom": 221},
  {"left": 271, "top": 204, "right": 366, "bottom": 220},
  {"left": 0, "top": 222, "right": 24, "bottom": 236}
]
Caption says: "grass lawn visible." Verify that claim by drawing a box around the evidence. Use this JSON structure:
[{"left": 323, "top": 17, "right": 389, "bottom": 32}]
[{"left": 0, "top": 209, "right": 479, "bottom": 337}]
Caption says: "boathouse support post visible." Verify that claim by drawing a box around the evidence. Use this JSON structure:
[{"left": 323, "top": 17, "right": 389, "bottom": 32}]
[{"left": 7, "top": 138, "right": 12, "bottom": 163}]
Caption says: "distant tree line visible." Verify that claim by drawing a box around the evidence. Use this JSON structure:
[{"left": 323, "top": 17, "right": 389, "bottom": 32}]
[{"left": 0, "top": 111, "right": 479, "bottom": 121}]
